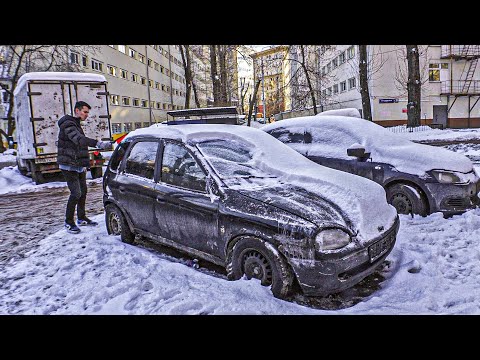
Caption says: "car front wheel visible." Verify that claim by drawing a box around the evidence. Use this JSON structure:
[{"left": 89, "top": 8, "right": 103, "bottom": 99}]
[
  {"left": 227, "top": 237, "right": 294, "bottom": 299},
  {"left": 105, "top": 204, "right": 135, "bottom": 244},
  {"left": 387, "top": 183, "right": 428, "bottom": 216}
]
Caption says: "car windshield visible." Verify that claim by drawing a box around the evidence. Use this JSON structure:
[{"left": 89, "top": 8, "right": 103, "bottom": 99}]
[{"left": 196, "top": 139, "right": 277, "bottom": 183}]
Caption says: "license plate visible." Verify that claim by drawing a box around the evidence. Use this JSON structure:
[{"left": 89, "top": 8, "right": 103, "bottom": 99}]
[
  {"left": 369, "top": 233, "right": 394, "bottom": 263},
  {"left": 35, "top": 157, "right": 57, "bottom": 164}
]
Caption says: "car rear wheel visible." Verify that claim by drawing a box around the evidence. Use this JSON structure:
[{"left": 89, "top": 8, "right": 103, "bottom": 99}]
[
  {"left": 387, "top": 183, "right": 428, "bottom": 216},
  {"left": 105, "top": 204, "right": 135, "bottom": 244},
  {"left": 226, "top": 237, "right": 294, "bottom": 299}
]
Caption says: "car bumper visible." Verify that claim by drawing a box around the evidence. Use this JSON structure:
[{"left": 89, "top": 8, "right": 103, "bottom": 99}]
[
  {"left": 425, "top": 179, "right": 480, "bottom": 214},
  {"left": 289, "top": 217, "right": 400, "bottom": 297}
]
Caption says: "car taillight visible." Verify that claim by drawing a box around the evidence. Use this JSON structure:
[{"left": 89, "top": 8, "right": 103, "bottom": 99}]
[{"left": 93, "top": 151, "right": 100, "bottom": 156}]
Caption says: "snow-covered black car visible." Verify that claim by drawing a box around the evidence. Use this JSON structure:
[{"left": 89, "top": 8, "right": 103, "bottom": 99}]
[
  {"left": 103, "top": 124, "right": 399, "bottom": 299},
  {"left": 262, "top": 111, "right": 480, "bottom": 217}
]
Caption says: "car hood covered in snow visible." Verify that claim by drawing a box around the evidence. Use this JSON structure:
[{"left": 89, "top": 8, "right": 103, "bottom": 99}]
[{"left": 262, "top": 115, "right": 474, "bottom": 176}]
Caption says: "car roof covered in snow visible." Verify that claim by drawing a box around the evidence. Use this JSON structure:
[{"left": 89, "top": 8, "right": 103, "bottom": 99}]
[{"left": 14, "top": 72, "right": 107, "bottom": 96}]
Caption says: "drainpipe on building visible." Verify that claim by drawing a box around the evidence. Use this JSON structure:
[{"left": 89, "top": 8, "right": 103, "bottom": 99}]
[
  {"left": 167, "top": 45, "right": 174, "bottom": 110},
  {"left": 145, "top": 45, "right": 153, "bottom": 126}
]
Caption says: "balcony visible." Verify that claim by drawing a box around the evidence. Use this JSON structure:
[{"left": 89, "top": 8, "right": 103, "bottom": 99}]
[
  {"left": 441, "top": 80, "right": 480, "bottom": 95},
  {"left": 441, "top": 45, "right": 480, "bottom": 60}
]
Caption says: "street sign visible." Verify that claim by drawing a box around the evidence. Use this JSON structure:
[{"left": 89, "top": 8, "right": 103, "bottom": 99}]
[{"left": 379, "top": 98, "right": 399, "bottom": 103}]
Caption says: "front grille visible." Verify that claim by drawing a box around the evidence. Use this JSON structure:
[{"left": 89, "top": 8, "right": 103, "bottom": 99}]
[{"left": 445, "top": 197, "right": 467, "bottom": 208}]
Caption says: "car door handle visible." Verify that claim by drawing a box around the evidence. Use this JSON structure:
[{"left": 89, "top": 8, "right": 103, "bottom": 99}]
[
  {"left": 119, "top": 186, "right": 125, "bottom": 193},
  {"left": 156, "top": 196, "right": 167, "bottom": 203}
]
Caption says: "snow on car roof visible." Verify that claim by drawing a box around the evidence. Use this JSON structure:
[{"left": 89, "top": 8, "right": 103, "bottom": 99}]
[
  {"left": 14, "top": 72, "right": 107, "bottom": 96},
  {"left": 262, "top": 115, "right": 474, "bottom": 175},
  {"left": 316, "top": 108, "right": 361, "bottom": 118},
  {"left": 126, "top": 123, "right": 397, "bottom": 240}
]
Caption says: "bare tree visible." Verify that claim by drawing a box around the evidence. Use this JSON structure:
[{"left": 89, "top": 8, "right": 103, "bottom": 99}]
[
  {"left": 247, "top": 80, "right": 261, "bottom": 126},
  {"left": 179, "top": 45, "right": 193, "bottom": 109},
  {"left": 239, "top": 77, "right": 250, "bottom": 115},
  {"left": 358, "top": 45, "right": 372, "bottom": 121},
  {"left": 406, "top": 45, "right": 421, "bottom": 127},
  {"left": 0, "top": 45, "right": 99, "bottom": 152}
]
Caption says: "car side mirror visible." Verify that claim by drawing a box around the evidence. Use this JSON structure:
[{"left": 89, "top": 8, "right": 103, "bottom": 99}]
[{"left": 347, "top": 144, "right": 370, "bottom": 161}]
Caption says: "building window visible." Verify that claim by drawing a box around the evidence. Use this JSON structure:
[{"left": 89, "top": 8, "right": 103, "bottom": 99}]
[
  {"left": 160, "top": 66, "right": 164, "bottom": 73},
  {"left": 143, "top": 122, "right": 150, "bottom": 127},
  {"left": 155, "top": 82, "right": 160, "bottom": 89},
  {"left": 326, "top": 62, "right": 331, "bottom": 73},
  {"left": 154, "top": 62, "right": 159, "bottom": 71},
  {"left": 328, "top": 87, "right": 332, "bottom": 96},
  {"left": 429, "top": 63, "right": 440, "bottom": 82},
  {"left": 163, "top": 103, "right": 167, "bottom": 109},
  {"left": 131, "top": 73, "right": 138, "bottom": 82},
  {"left": 348, "top": 77, "right": 356, "bottom": 89},
  {"left": 141, "top": 77, "right": 146, "bottom": 85},
  {"left": 122, "top": 97, "right": 130, "bottom": 106},
  {"left": 138, "top": 54, "right": 145, "bottom": 63},
  {"left": 141, "top": 100, "right": 148, "bottom": 107},
  {"left": 340, "top": 81, "right": 347, "bottom": 92},
  {"left": 107, "top": 65, "right": 117, "bottom": 77},
  {"left": 118, "top": 45, "right": 126, "bottom": 54},
  {"left": 129, "top": 48, "right": 136, "bottom": 58},
  {"left": 333, "top": 84, "right": 339, "bottom": 94},
  {"left": 124, "top": 123, "right": 133, "bottom": 133},
  {"left": 161, "top": 84, "right": 166, "bottom": 91},
  {"left": 133, "top": 98, "right": 140, "bottom": 107},
  {"left": 135, "top": 122, "right": 142, "bottom": 129},
  {"left": 120, "top": 69, "right": 128, "bottom": 79},
  {"left": 70, "top": 52, "right": 79, "bottom": 65},
  {"left": 92, "top": 59, "right": 103, "bottom": 72},
  {"left": 332, "top": 58, "right": 338, "bottom": 68},
  {"left": 156, "top": 102, "right": 161, "bottom": 109},
  {"left": 149, "top": 79, "right": 153, "bottom": 88},
  {"left": 347, "top": 46, "right": 355, "bottom": 59},
  {"left": 339, "top": 51, "right": 346, "bottom": 64},
  {"left": 148, "top": 58, "right": 153, "bottom": 67},
  {"left": 110, "top": 95, "right": 119, "bottom": 105},
  {"left": 112, "top": 123, "right": 122, "bottom": 134},
  {"left": 150, "top": 101, "right": 155, "bottom": 108},
  {"left": 82, "top": 56, "right": 87, "bottom": 67}
]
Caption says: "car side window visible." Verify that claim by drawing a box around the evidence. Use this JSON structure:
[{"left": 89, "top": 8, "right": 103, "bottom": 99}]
[
  {"left": 268, "top": 127, "right": 304, "bottom": 143},
  {"left": 161, "top": 142, "right": 207, "bottom": 192},
  {"left": 109, "top": 140, "right": 131, "bottom": 171},
  {"left": 124, "top": 141, "right": 159, "bottom": 180}
]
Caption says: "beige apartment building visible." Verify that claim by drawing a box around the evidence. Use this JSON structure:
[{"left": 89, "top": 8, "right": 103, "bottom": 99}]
[{"left": 317, "top": 45, "right": 480, "bottom": 128}]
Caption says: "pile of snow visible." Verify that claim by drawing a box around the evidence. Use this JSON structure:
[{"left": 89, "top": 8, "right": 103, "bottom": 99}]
[
  {"left": 262, "top": 115, "right": 474, "bottom": 177},
  {"left": 127, "top": 124, "right": 397, "bottom": 241},
  {"left": 396, "top": 127, "right": 480, "bottom": 143}
]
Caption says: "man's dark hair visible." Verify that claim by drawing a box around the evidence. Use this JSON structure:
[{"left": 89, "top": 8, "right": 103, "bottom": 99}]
[{"left": 74, "top": 101, "right": 91, "bottom": 111}]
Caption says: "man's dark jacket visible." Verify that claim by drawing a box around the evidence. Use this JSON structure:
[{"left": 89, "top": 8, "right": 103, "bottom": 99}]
[{"left": 57, "top": 115, "right": 97, "bottom": 168}]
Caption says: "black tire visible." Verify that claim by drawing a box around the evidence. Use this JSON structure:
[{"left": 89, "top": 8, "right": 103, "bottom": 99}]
[
  {"left": 90, "top": 167, "right": 103, "bottom": 179},
  {"left": 105, "top": 204, "right": 135, "bottom": 244},
  {"left": 226, "top": 237, "right": 294, "bottom": 299},
  {"left": 386, "top": 183, "right": 428, "bottom": 216}
]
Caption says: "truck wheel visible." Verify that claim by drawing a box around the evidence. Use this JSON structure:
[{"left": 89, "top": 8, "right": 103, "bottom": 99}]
[
  {"left": 226, "top": 237, "right": 294, "bottom": 299},
  {"left": 387, "top": 183, "right": 428, "bottom": 216},
  {"left": 105, "top": 204, "right": 135, "bottom": 244},
  {"left": 90, "top": 167, "right": 103, "bottom": 179}
]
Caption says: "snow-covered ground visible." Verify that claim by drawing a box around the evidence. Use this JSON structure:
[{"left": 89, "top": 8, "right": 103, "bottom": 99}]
[
  {"left": 1, "top": 208, "right": 480, "bottom": 315},
  {"left": 2, "top": 126, "right": 480, "bottom": 314}
]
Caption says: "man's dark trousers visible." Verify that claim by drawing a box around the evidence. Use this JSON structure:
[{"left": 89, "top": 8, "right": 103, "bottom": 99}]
[{"left": 61, "top": 169, "right": 87, "bottom": 224}]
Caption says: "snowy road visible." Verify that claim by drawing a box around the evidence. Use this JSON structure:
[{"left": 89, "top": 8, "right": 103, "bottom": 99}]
[{"left": 0, "top": 180, "right": 104, "bottom": 270}]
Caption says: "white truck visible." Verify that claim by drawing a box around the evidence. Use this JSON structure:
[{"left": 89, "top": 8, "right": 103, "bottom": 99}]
[{"left": 13, "top": 72, "right": 112, "bottom": 184}]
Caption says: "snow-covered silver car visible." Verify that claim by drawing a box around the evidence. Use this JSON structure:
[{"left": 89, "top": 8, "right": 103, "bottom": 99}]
[
  {"left": 103, "top": 124, "right": 399, "bottom": 298},
  {"left": 262, "top": 113, "right": 480, "bottom": 217}
]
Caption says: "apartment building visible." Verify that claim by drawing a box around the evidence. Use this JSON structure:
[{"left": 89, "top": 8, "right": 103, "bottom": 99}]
[
  {"left": 251, "top": 46, "right": 289, "bottom": 118},
  {"left": 318, "top": 45, "right": 480, "bottom": 128},
  {"left": 75, "top": 45, "right": 190, "bottom": 134}
]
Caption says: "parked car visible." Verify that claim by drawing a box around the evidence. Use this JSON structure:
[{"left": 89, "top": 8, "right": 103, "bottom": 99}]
[
  {"left": 262, "top": 113, "right": 480, "bottom": 217},
  {"left": 103, "top": 124, "right": 399, "bottom": 299}
]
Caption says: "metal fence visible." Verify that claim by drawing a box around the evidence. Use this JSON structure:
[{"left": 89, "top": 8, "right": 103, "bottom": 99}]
[{"left": 387, "top": 124, "right": 443, "bottom": 133}]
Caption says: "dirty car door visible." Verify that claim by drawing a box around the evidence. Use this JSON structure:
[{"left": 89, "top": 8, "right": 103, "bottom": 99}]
[
  {"left": 153, "top": 141, "right": 220, "bottom": 256},
  {"left": 116, "top": 140, "right": 159, "bottom": 232}
]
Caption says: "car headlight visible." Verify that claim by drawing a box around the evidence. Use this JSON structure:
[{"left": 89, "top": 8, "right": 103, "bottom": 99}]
[
  {"left": 431, "top": 170, "right": 464, "bottom": 184},
  {"left": 315, "top": 228, "right": 351, "bottom": 251}
]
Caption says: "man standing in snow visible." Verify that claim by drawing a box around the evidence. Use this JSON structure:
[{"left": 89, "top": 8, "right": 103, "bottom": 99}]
[{"left": 57, "top": 101, "right": 112, "bottom": 234}]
